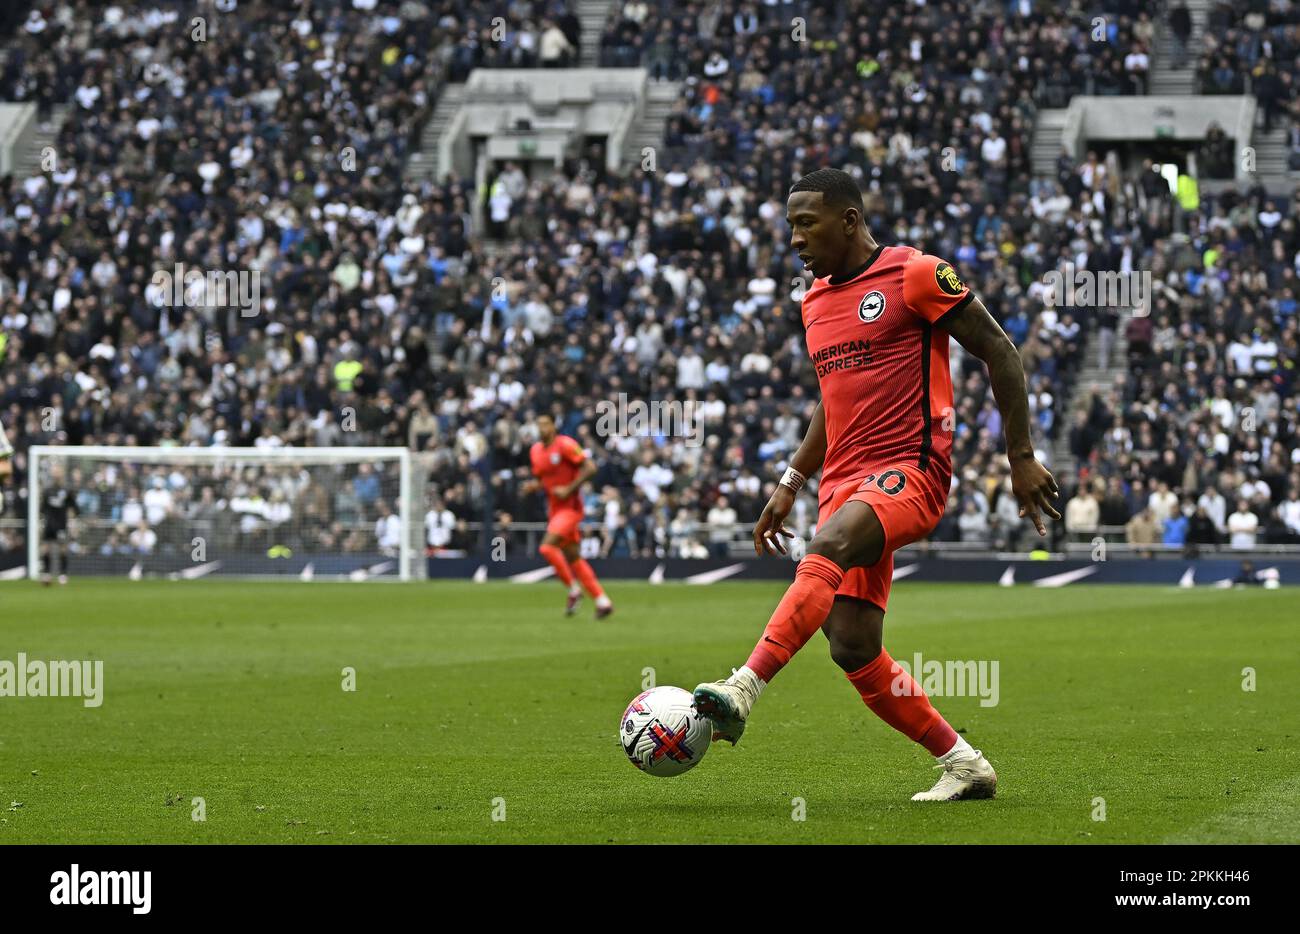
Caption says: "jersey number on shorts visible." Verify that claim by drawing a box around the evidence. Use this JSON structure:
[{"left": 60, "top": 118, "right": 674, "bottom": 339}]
[{"left": 859, "top": 470, "right": 907, "bottom": 496}]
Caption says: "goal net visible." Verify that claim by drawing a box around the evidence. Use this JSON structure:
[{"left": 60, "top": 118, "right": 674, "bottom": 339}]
[{"left": 27, "top": 446, "right": 426, "bottom": 581}]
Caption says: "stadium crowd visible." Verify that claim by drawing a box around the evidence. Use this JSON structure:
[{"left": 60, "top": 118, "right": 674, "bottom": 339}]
[
  {"left": 0, "top": 0, "right": 453, "bottom": 557},
  {"left": 444, "top": 0, "right": 583, "bottom": 77},
  {"left": 1057, "top": 213, "right": 1300, "bottom": 554},
  {"left": 601, "top": 0, "right": 1158, "bottom": 101},
  {"left": 1194, "top": 0, "right": 1300, "bottom": 178},
  {"left": 0, "top": 0, "right": 1296, "bottom": 566}
]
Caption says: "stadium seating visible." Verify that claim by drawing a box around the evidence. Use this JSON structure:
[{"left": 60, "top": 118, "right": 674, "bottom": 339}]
[{"left": 0, "top": 0, "right": 1296, "bottom": 565}]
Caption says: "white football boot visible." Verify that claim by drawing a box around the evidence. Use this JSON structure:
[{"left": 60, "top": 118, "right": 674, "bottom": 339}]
[
  {"left": 911, "top": 750, "right": 997, "bottom": 801},
  {"left": 692, "top": 668, "right": 763, "bottom": 745}
]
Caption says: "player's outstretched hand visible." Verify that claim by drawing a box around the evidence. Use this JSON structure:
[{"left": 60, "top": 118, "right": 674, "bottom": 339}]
[
  {"left": 1010, "top": 455, "right": 1061, "bottom": 536},
  {"left": 753, "top": 486, "right": 796, "bottom": 556}
]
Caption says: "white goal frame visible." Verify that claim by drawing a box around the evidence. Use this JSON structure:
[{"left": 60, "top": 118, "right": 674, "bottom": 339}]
[{"left": 28, "top": 445, "right": 421, "bottom": 581}]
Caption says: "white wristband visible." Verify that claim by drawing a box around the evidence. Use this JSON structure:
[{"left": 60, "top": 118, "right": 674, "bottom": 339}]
[{"left": 779, "top": 466, "right": 806, "bottom": 493}]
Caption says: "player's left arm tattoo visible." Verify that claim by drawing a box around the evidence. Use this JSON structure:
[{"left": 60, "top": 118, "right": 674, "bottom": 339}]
[
  {"left": 942, "top": 296, "right": 1033, "bottom": 458},
  {"left": 941, "top": 296, "right": 1062, "bottom": 534}
]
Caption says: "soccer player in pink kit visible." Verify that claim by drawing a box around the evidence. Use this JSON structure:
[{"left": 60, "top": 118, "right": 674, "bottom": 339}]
[{"left": 693, "top": 169, "right": 1060, "bottom": 801}]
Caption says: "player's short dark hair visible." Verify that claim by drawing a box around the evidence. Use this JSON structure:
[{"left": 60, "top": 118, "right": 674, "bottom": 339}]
[{"left": 788, "top": 168, "right": 865, "bottom": 213}]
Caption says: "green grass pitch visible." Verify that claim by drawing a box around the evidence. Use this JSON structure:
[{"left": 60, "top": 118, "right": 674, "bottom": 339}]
[{"left": 1, "top": 579, "right": 1296, "bottom": 844}]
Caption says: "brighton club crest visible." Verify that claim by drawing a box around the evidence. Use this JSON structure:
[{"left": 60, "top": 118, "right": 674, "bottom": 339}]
[{"left": 858, "top": 290, "right": 886, "bottom": 323}]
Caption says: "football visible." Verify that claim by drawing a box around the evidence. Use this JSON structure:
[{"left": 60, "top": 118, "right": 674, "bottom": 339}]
[{"left": 619, "top": 686, "right": 712, "bottom": 777}]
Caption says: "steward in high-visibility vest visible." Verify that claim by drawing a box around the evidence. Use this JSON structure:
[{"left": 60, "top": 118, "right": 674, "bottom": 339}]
[{"left": 1176, "top": 173, "right": 1199, "bottom": 213}]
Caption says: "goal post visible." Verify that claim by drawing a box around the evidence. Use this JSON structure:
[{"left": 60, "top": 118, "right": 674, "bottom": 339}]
[{"left": 27, "top": 446, "right": 426, "bottom": 581}]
